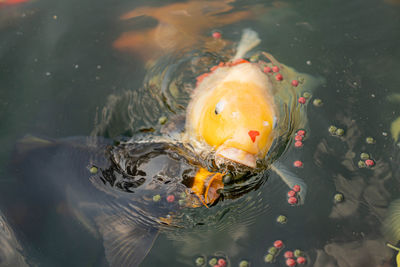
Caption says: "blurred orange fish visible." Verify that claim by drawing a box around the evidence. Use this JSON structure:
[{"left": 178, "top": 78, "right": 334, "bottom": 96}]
[
  {"left": 113, "top": 0, "right": 272, "bottom": 62},
  {"left": 0, "top": 0, "right": 29, "bottom": 6}
]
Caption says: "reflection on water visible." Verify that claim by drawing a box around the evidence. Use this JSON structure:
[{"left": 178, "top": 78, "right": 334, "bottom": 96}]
[{"left": 0, "top": 0, "right": 399, "bottom": 266}]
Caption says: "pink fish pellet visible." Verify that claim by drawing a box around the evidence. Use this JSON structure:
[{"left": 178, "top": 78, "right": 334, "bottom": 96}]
[
  {"left": 264, "top": 66, "right": 272, "bottom": 73},
  {"left": 288, "top": 197, "right": 298, "bottom": 205},
  {"left": 284, "top": 251, "right": 294, "bottom": 258},
  {"left": 291, "top": 80, "right": 299, "bottom": 87},
  {"left": 272, "top": 66, "right": 280, "bottom": 72},
  {"left": 293, "top": 160, "right": 303, "bottom": 168},
  {"left": 166, "top": 195, "right": 175, "bottom": 203},
  {"left": 275, "top": 73, "right": 283, "bottom": 81},
  {"left": 274, "top": 240, "right": 284, "bottom": 248},
  {"left": 298, "top": 97, "right": 306, "bottom": 104},
  {"left": 218, "top": 259, "right": 227, "bottom": 267},
  {"left": 286, "top": 258, "right": 296, "bottom": 266},
  {"left": 294, "top": 141, "right": 303, "bottom": 148},
  {"left": 212, "top": 31, "right": 222, "bottom": 39},
  {"left": 297, "top": 257, "right": 306, "bottom": 264},
  {"left": 296, "top": 130, "right": 306, "bottom": 136},
  {"left": 293, "top": 185, "right": 301, "bottom": 192},
  {"left": 288, "top": 190, "right": 296, "bottom": 197},
  {"left": 365, "top": 159, "right": 375, "bottom": 167},
  {"left": 295, "top": 135, "right": 303, "bottom": 141}
]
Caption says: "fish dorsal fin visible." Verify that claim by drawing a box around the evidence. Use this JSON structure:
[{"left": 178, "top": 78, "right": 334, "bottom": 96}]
[
  {"left": 232, "top": 29, "right": 261, "bottom": 61},
  {"left": 95, "top": 214, "right": 159, "bottom": 267}
]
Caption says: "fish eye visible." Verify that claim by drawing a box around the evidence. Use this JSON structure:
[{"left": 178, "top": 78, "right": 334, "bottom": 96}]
[{"left": 215, "top": 100, "right": 226, "bottom": 115}]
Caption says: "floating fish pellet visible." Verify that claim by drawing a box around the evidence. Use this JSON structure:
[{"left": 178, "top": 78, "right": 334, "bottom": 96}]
[
  {"left": 153, "top": 195, "right": 161, "bottom": 202},
  {"left": 287, "top": 190, "right": 296, "bottom": 197},
  {"left": 365, "top": 159, "right": 375, "bottom": 167},
  {"left": 334, "top": 193, "right": 344, "bottom": 203},
  {"left": 366, "top": 136, "right": 376, "bottom": 144},
  {"left": 294, "top": 135, "right": 303, "bottom": 141},
  {"left": 178, "top": 199, "right": 185, "bottom": 206},
  {"left": 276, "top": 215, "right": 287, "bottom": 224},
  {"left": 312, "top": 98, "right": 323, "bottom": 107},
  {"left": 275, "top": 73, "right": 283, "bottom": 81},
  {"left": 89, "top": 166, "right": 98, "bottom": 174},
  {"left": 268, "top": 247, "right": 278, "bottom": 255},
  {"left": 158, "top": 116, "right": 167, "bottom": 125},
  {"left": 360, "top": 153, "right": 369, "bottom": 160},
  {"left": 298, "top": 97, "right": 306, "bottom": 104},
  {"left": 358, "top": 160, "right": 366, "bottom": 168},
  {"left": 195, "top": 256, "right": 205, "bottom": 266},
  {"left": 291, "top": 80, "right": 299, "bottom": 87},
  {"left": 288, "top": 197, "right": 298, "bottom": 205},
  {"left": 293, "top": 185, "right": 301, "bottom": 192},
  {"left": 293, "top": 250, "right": 303, "bottom": 258},
  {"left": 335, "top": 128, "right": 345, "bottom": 136},
  {"left": 166, "top": 195, "right": 175, "bottom": 203},
  {"left": 286, "top": 258, "right": 296, "bottom": 266},
  {"left": 294, "top": 141, "right": 303, "bottom": 148},
  {"left": 328, "top": 125, "right": 337, "bottom": 135},
  {"left": 284, "top": 251, "right": 294, "bottom": 258},
  {"left": 296, "top": 256, "right": 306, "bottom": 264},
  {"left": 264, "top": 66, "right": 272, "bottom": 73},
  {"left": 272, "top": 66, "right": 280, "bottom": 72},
  {"left": 293, "top": 160, "right": 303, "bottom": 168},
  {"left": 238, "top": 260, "right": 249, "bottom": 267},
  {"left": 209, "top": 257, "right": 218, "bottom": 266},
  {"left": 296, "top": 130, "right": 306, "bottom": 136},
  {"left": 264, "top": 254, "right": 274, "bottom": 263},
  {"left": 274, "top": 240, "right": 284, "bottom": 249},
  {"left": 218, "top": 258, "right": 227, "bottom": 267},
  {"left": 212, "top": 31, "right": 222, "bottom": 39}
]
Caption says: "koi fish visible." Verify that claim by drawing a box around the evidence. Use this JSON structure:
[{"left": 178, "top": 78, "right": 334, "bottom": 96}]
[
  {"left": 7, "top": 29, "right": 320, "bottom": 266},
  {"left": 113, "top": 0, "right": 270, "bottom": 62}
]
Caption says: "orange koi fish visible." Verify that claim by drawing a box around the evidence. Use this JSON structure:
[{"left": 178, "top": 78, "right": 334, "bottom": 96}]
[{"left": 113, "top": 0, "right": 269, "bottom": 62}]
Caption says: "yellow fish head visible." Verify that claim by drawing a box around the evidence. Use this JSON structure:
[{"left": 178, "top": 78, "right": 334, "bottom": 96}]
[{"left": 186, "top": 63, "right": 276, "bottom": 168}]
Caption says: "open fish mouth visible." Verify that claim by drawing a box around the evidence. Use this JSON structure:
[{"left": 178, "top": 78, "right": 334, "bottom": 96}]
[{"left": 216, "top": 147, "right": 256, "bottom": 168}]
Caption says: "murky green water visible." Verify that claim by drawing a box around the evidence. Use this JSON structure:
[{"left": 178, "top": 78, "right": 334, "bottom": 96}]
[{"left": 0, "top": 0, "right": 399, "bottom": 266}]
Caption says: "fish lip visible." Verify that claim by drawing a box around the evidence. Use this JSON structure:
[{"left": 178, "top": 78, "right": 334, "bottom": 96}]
[{"left": 215, "top": 147, "right": 256, "bottom": 168}]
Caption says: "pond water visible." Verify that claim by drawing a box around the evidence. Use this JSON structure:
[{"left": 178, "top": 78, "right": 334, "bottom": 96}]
[{"left": 0, "top": 0, "right": 399, "bottom": 266}]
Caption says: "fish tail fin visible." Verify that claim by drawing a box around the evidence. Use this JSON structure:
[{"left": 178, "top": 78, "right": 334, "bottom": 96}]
[
  {"left": 96, "top": 214, "right": 159, "bottom": 267},
  {"left": 271, "top": 161, "right": 308, "bottom": 204},
  {"left": 382, "top": 199, "right": 400, "bottom": 245},
  {"left": 15, "top": 135, "right": 56, "bottom": 158},
  {"left": 232, "top": 28, "right": 261, "bottom": 61}
]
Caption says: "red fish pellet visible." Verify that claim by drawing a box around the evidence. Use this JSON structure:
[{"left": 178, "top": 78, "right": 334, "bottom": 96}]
[
  {"left": 298, "top": 97, "right": 306, "bottom": 104},
  {"left": 212, "top": 31, "right": 222, "bottom": 39},
  {"left": 293, "top": 160, "right": 303, "bottom": 168},
  {"left": 166, "top": 195, "right": 175, "bottom": 202},
  {"left": 293, "top": 185, "right": 301, "bottom": 192},
  {"left": 286, "top": 258, "right": 296, "bottom": 266},
  {"left": 365, "top": 159, "right": 375, "bottom": 167},
  {"left": 296, "top": 130, "right": 306, "bottom": 136},
  {"left": 294, "top": 141, "right": 303, "bottom": 148},
  {"left": 264, "top": 66, "right": 272, "bottom": 73},
  {"left": 218, "top": 259, "right": 227, "bottom": 267},
  {"left": 274, "top": 240, "right": 284, "bottom": 248},
  {"left": 284, "top": 251, "right": 294, "bottom": 258},
  {"left": 272, "top": 66, "right": 280, "bottom": 72},
  {"left": 295, "top": 135, "right": 303, "bottom": 141},
  {"left": 297, "top": 257, "right": 306, "bottom": 264},
  {"left": 275, "top": 73, "right": 283, "bottom": 81},
  {"left": 288, "top": 190, "right": 296, "bottom": 197},
  {"left": 288, "top": 197, "right": 298, "bottom": 204},
  {"left": 291, "top": 80, "right": 299, "bottom": 87}
]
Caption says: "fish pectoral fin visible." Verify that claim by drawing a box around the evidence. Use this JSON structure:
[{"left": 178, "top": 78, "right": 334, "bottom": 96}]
[{"left": 95, "top": 214, "right": 158, "bottom": 267}]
